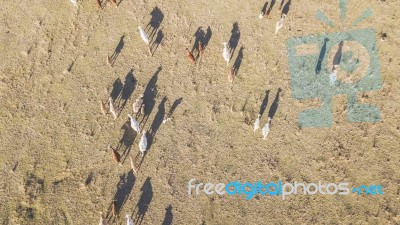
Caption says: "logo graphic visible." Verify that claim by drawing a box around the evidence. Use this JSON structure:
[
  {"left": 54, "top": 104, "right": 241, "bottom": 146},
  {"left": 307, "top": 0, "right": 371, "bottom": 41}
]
[
  {"left": 287, "top": 0, "right": 382, "bottom": 127},
  {"left": 188, "top": 178, "right": 384, "bottom": 200}
]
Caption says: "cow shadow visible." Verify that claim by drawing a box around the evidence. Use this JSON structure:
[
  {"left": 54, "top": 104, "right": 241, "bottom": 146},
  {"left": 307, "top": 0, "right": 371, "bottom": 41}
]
[
  {"left": 133, "top": 177, "right": 153, "bottom": 225},
  {"left": 315, "top": 38, "right": 329, "bottom": 75},
  {"left": 192, "top": 27, "right": 205, "bottom": 54},
  {"left": 148, "top": 97, "right": 167, "bottom": 148},
  {"left": 117, "top": 122, "right": 137, "bottom": 164},
  {"left": 228, "top": 22, "right": 240, "bottom": 61},
  {"left": 233, "top": 46, "right": 244, "bottom": 76},
  {"left": 110, "top": 78, "right": 123, "bottom": 105},
  {"left": 106, "top": 170, "right": 136, "bottom": 223},
  {"left": 192, "top": 26, "right": 213, "bottom": 58},
  {"left": 162, "top": 205, "right": 173, "bottom": 225},
  {"left": 119, "top": 69, "right": 136, "bottom": 111},
  {"left": 259, "top": 90, "right": 270, "bottom": 116},
  {"left": 204, "top": 26, "right": 212, "bottom": 50},
  {"left": 141, "top": 66, "right": 161, "bottom": 126},
  {"left": 333, "top": 41, "right": 344, "bottom": 67},
  {"left": 281, "top": 0, "right": 291, "bottom": 17},
  {"left": 166, "top": 98, "right": 183, "bottom": 119},
  {"left": 266, "top": 0, "right": 277, "bottom": 17},
  {"left": 268, "top": 88, "right": 282, "bottom": 119},
  {"left": 146, "top": 7, "right": 164, "bottom": 41},
  {"left": 109, "top": 35, "right": 125, "bottom": 66},
  {"left": 151, "top": 29, "right": 164, "bottom": 56},
  {"left": 260, "top": 1, "right": 269, "bottom": 16}
]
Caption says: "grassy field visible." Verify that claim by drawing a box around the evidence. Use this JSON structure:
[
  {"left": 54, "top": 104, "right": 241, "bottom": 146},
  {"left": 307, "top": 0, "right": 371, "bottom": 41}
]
[{"left": 0, "top": 0, "right": 399, "bottom": 224}]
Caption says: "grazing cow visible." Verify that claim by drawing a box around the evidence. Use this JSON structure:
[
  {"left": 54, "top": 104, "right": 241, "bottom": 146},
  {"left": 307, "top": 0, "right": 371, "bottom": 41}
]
[
  {"left": 222, "top": 42, "right": 231, "bottom": 66},
  {"left": 275, "top": 15, "right": 286, "bottom": 34},
  {"left": 228, "top": 67, "right": 234, "bottom": 83},
  {"left": 138, "top": 26, "right": 150, "bottom": 45},
  {"left": 128, "top": 114, "right": 141, "bottom": 133},
  {"left": 139, "top": 131, "right": 148, "bottom": 157},
  {"left": 109, "top": 145, "right": 121, "bottom": 165},
  {"left": 133, "top": 94, "right": 144, "bottom": 114},
  {"left": 262, "top": 117, "right": 272, "bottom": 139},
  {"left": 186, "top": 48, "right": 195, "bottom": 64},
  {"left": 109, "top": 97, "right": 118, "bottom": 119}
]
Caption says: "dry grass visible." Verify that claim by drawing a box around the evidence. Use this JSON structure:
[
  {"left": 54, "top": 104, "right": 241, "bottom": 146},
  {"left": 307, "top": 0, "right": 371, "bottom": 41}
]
[{"left": 0, "top": 0, "right": 399, "bottom": 224}]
